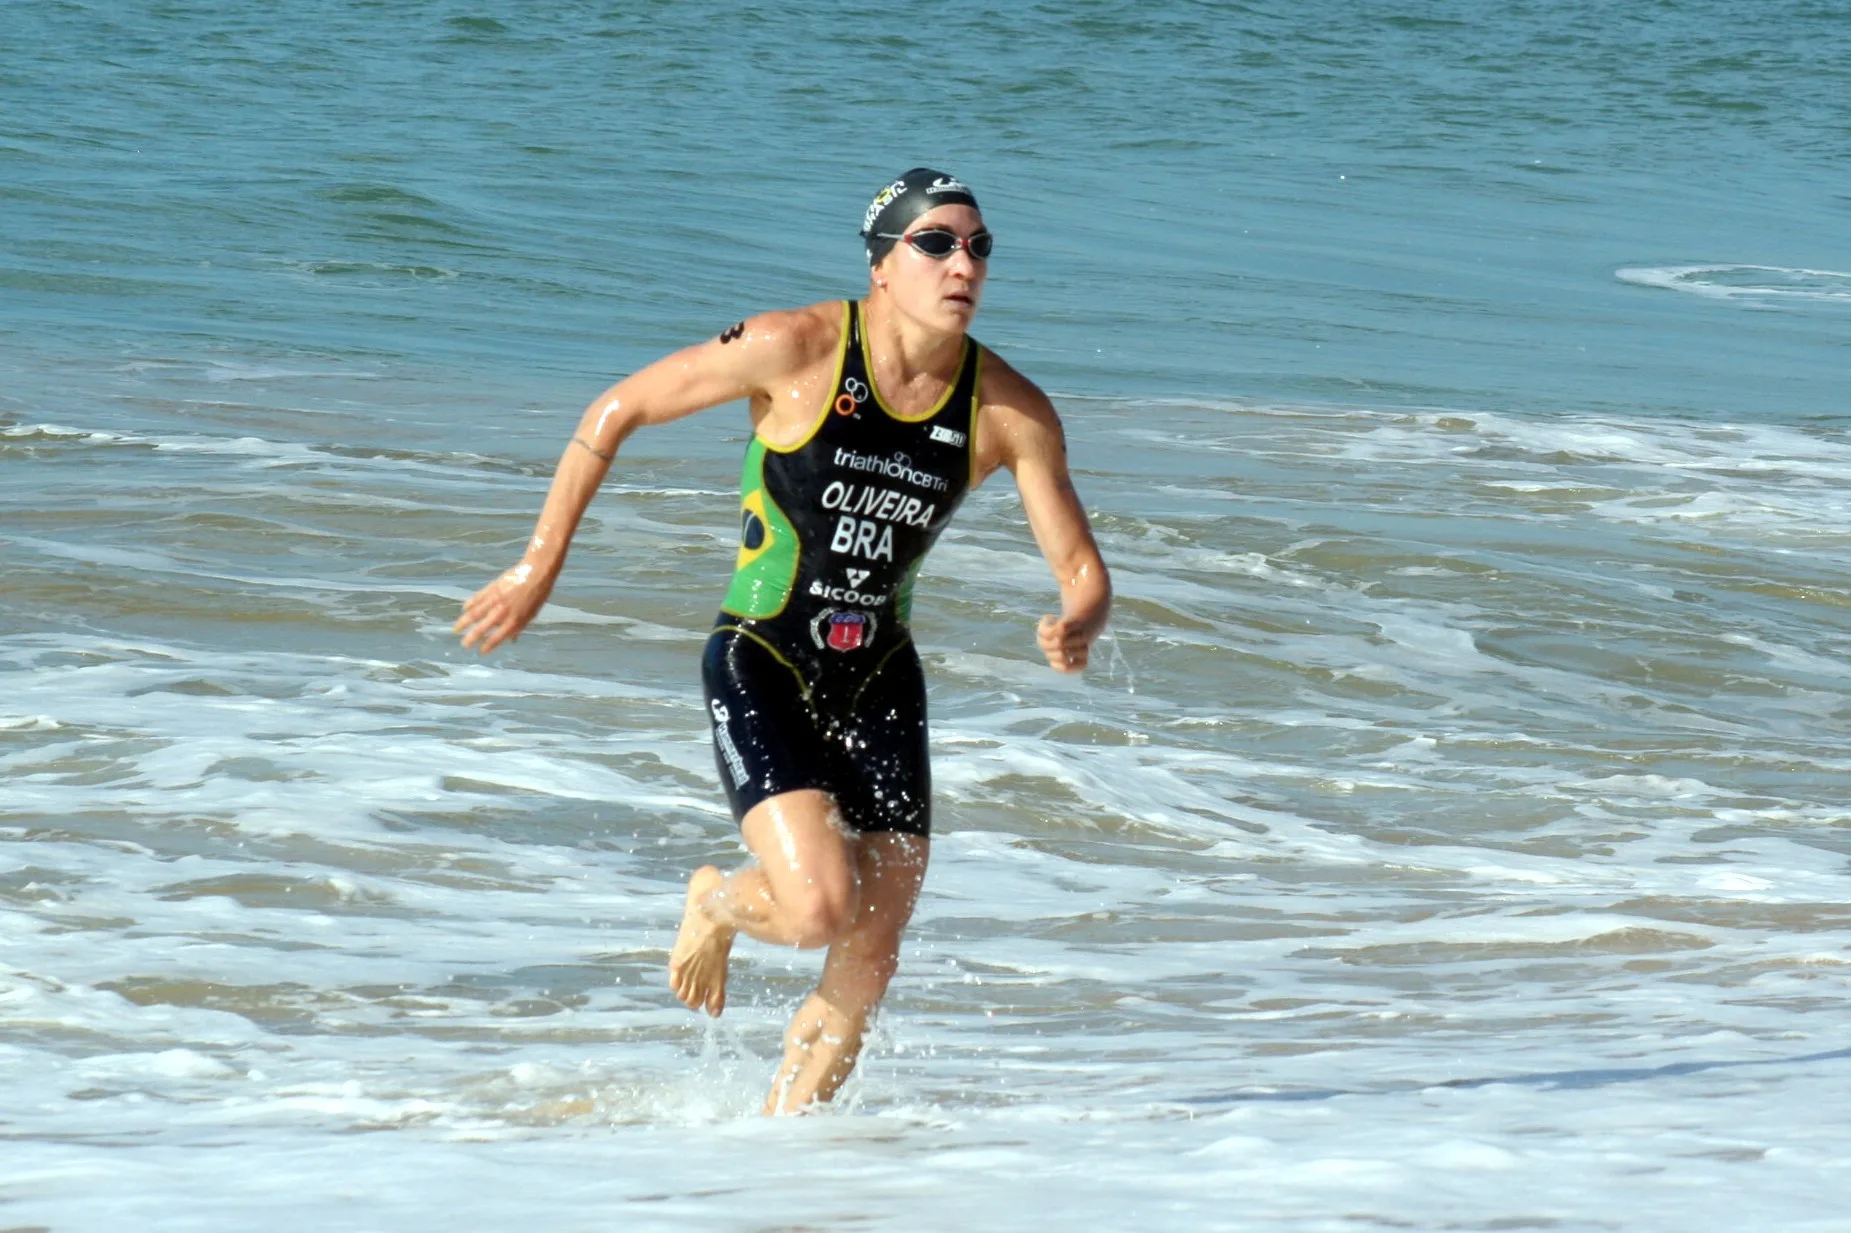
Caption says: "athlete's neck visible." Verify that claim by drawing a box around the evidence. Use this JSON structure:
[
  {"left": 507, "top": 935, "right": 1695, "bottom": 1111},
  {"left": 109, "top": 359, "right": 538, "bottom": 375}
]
[{"left": 860, "top": 293, "right": 967, "bottom": 387}]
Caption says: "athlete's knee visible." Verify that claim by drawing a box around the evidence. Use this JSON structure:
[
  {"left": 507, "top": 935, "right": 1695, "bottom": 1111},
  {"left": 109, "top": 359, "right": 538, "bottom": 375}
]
[{"left": 783, "top": 879, "right": 858, "bottom": 948}]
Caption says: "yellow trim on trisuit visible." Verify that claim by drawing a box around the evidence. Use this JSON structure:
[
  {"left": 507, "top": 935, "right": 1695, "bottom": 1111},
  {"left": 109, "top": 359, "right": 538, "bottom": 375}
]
[
  {"left": 713, "top": 623, "right": 812, "bottom": 700},
  {"left": 850, "top": 639, "right": 913, "bottom": 711},
  {"left": 758, "top": 300, "right": 851, "bottom": 456},
  {"left": 967, "top": 344, "right": 986, "bottom": 492},
  {"left": 859, "top": 304, "right": 970, "bottom": 424}
]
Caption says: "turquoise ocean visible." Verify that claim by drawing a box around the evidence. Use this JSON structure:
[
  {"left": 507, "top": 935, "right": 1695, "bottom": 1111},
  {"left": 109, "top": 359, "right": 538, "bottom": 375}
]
[{"left": 4, "top": 3, "right": 1850, "bottom": 1229}]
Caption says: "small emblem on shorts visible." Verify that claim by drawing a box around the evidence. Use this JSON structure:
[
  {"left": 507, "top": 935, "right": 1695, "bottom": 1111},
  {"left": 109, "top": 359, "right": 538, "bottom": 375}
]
[
  {"left": 929, "top": 425, "right": 966, "bottom": 447},
  {"left": 709, "top": 700, "right": 749, "bottom": 787},
  {"left": 811, "top": 608, "right": 875, "bottom": 652},
  {"left": 846, "top": 569, "right": 870, "bottom": 587}
]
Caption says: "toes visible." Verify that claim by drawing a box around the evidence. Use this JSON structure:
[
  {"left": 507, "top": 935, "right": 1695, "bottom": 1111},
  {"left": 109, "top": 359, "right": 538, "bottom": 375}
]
[{"left": 669, "top": 958, "right": 708, "bottom": 1013}]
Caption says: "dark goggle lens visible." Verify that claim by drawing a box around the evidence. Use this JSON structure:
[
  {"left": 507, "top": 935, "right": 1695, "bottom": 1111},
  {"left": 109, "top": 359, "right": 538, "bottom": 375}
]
[{"left": 907, "top": 229, "right": 993, "bottom": 260}]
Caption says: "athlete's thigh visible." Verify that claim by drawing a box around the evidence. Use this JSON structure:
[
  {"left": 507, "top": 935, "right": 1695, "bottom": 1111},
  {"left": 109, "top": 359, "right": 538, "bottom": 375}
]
[
  {"left": 702, "top": 628, "right": 833, "bottom": 819},
  {"left": 855, "top": 831, "right": 930, "bottom": 930},
  {"left": 818, "top": 832, "right": 930, "bottom": 1003},
  {"left": 831, "top": 643, "right": 931, "bottom": 836},
  {"left": 740, "top": 788, "right": 858, "bottom": 915}
]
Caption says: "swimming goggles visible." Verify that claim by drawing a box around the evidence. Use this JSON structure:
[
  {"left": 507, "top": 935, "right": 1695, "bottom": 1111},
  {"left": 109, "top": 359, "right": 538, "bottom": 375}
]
[{"left": 879, "top": 228, "right": 994, "bottom": 260}]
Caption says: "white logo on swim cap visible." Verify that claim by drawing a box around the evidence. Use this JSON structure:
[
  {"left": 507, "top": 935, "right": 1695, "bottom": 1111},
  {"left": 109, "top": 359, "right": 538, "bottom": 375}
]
[
  {"left": 926, "top": 176, "right": 971, "bottom": 195},
  {"left": 863, "top": 180, "right": 908, "bottom": 233}
]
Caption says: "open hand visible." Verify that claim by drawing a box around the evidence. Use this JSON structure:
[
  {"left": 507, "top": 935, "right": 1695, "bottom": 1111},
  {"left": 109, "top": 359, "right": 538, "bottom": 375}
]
[
  {"left": 455, "top": 562, "right": 555, "bottom": 654},
  {"left": 1037, "top": 614, "right": 1093, "bottom": 674}
]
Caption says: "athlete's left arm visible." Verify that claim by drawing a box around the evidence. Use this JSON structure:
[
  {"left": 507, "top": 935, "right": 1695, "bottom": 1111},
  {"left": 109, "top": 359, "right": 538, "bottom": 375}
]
[{"left": 977, "top": 357, "right": 1112, "bottom": 674}]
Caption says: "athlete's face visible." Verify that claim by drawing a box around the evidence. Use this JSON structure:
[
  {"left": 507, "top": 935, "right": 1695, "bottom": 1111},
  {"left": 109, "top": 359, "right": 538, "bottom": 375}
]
[{"left": 875, "top": 204, "right": 988, "bottom": 332}]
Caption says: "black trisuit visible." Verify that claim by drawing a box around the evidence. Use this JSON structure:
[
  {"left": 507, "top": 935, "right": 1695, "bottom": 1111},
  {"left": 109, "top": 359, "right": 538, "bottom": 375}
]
[{"left": 702, "top": 300, "right": 981, "bottom": 837}]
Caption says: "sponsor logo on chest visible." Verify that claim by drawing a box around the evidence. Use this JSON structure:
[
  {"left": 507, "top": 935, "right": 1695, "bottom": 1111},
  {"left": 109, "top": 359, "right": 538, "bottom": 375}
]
[
  {"left": 833, "top": 447, "right": 949, "bottom": 493},
  {"left": 808, "top": 577, "right": 889, "bottom": 606}
]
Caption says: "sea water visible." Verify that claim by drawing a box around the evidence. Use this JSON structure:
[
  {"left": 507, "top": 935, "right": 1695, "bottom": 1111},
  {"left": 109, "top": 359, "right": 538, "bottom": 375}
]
[{"left": 3, "top": 2, "right": 1849, "bottom": 1230}]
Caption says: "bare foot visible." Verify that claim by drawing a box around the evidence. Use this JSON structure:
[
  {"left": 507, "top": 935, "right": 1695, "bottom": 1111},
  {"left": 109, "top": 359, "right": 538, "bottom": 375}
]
[{"left": 668, "top": 865, "right": 734, "bottom": 1016}]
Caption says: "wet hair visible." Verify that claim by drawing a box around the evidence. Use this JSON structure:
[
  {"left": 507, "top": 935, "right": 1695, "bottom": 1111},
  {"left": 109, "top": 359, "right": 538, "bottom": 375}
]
[{"left": 859, "top": 168, "right": 980, "bottom": 266}]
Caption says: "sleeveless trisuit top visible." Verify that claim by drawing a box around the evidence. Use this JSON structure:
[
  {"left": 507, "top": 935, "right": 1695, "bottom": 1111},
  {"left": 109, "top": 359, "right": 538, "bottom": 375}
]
[{"left": 716, "top": 298, "right": 981, "bottom": 674}]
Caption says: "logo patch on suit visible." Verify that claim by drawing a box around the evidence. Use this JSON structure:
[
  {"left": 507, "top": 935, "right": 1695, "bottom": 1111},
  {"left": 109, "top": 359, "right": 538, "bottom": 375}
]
[
  {"left": 834, "top": 377, "right": 871, "bottom": 417},
  {"left": 735, "top": 489, "right": 775, "bottom": 569},
  {"left": 810, "top": 608, "right": 876, "bottom": 652}
]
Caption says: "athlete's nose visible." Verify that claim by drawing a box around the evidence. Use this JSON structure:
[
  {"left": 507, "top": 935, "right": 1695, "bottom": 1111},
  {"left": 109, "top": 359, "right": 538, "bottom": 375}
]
[{"left": 945, "top": 248, "right": 980, "bottom": 280}]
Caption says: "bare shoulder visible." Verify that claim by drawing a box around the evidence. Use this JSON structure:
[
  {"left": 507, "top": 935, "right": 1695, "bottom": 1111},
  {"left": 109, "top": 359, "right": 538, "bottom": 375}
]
[
  {"left": 710, "top": 300, "right": 844, "bottom": 378},
  {"left": 603, "top": 300, "right": 850, "bottom": 433},
  {"left": 974, "top": 346, "right": 1066, "bottom": 480},
  {"left": 977, "top": 347, "right": 1058, "bottom": 419}
]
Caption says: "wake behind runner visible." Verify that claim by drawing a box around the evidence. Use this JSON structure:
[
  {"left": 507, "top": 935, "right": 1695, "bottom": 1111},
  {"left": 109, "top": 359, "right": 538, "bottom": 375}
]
[{"left": 456, "top": 168, "right": 1111, "bottom": 1113}]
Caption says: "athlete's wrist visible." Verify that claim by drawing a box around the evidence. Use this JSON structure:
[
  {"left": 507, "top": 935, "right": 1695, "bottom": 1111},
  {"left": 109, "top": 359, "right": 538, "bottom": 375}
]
[
  {"left": 1060, "top": 599, "right": 1110, "bottom": 641},
  {"left": 510, "top": 550, "right": 565, "bottom": 586}
]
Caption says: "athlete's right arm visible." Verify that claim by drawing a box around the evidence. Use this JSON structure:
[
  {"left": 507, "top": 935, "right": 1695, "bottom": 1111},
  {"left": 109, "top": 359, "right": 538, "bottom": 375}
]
[{"left": 455, "top": 309, "right": 822, "bottom": 653}]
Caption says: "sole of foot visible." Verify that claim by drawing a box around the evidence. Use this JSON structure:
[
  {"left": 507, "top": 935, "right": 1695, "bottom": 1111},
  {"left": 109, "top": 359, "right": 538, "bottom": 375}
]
[{"left": 668, "top": 865, "right": 734, "bottom": 1017}]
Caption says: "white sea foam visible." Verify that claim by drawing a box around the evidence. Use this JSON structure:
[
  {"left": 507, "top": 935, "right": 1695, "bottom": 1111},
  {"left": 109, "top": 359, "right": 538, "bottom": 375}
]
[
  {"left": 7, "top": 397, "right": 1851, "bottom": 1231},
  {"left": 1617, "top": 264, "right": 1851, "bottom": 304}
]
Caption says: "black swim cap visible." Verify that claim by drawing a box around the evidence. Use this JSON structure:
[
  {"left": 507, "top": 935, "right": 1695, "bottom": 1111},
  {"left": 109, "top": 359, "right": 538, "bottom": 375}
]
[{"left": 860, "top": 168, "right": 980, "bottom": 266}]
